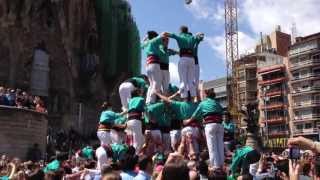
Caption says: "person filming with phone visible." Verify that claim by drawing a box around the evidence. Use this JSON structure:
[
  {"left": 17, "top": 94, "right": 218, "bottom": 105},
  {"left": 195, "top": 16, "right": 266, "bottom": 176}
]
[{"left": 287, "top": 136, "right": 320, "bottom": 180}]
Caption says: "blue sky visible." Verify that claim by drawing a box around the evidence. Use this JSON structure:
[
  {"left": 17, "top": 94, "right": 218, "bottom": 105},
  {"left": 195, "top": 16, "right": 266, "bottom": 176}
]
[{"left": 129, "top": 0, "right": 320, "bottom": 85}]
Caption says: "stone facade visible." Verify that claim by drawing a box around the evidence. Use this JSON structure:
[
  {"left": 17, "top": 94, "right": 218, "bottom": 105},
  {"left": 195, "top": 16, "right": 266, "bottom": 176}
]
[
  {"left": 0, "top": 106, "right": 47, "bottom": 160},
  {"left": 0, "top": 0, "right": 141, "bottom": 135}
]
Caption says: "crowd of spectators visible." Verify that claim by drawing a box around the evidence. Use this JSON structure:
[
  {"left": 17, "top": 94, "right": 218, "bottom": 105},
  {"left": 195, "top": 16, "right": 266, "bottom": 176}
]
[
  {"left": 1, "top": 136, "right": 320, "bottom": 180},
  {"left": 0, "top": 86, "right": 47, "bottom": 113}
]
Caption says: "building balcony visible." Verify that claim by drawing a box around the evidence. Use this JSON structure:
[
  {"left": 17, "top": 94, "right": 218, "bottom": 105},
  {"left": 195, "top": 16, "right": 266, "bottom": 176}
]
[
  {"left": 290, "top": 59, "right": 320, "bottom": 71},
  {"left": 238, "top": 63, "right": 257, "bottom": 70},
  {"left": 261, "top": 117, "right": 286, "bottom": 125},
  {"left": 292, "top": 100, "right": 320, "bottom": 109},
  {"left": 260, "top": 90, "right": 283, "bottom": 98},
  {"left": 290, "top": 73, "right": 320, "bottom": 84},
  {"left": 293, "top": 128, "right": 319, "bottom": 136},
  {"left": 258, "top": 77, "right": 287, "bottom": 86},
  {"left": 260, "top": 103, "right": 286, "bottom": 110},
  {"left": 293, "top": 114, "right": 320, "bottom": 122},
  {"left": 258, "top": 64, "right": 285, "bottom": 74},
  {"left": 291, "top": 86, "right": 320, "bottom": 96},
  {"left": 268, "top": 131, "right": 289, "bottom": 138}
]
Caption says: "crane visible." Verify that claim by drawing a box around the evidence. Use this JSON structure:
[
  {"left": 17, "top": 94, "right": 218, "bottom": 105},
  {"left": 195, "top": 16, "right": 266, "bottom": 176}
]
[{"left": 225, "top": 0, "right": 239, "bottom": 116}]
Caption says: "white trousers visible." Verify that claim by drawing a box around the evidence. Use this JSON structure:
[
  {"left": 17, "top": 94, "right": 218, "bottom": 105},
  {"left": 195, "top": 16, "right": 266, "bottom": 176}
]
[
  {"left": 204, "top": 123, "right": 224, "bottom": 167},
  {"left": 96, "top": 146, "right": 108, "bottom": 170},
  {"left": 146, "top": 63, "right": 162, "bottom": 104},
  {"left": 161, "top": 70, "right": 170, "bottom": 94},
  {"left": 194, "top": 64, "right": 200, "bottom": 89},
  {"left": 150, "top": 130, "right": 162, "bottom": 144},
  {"left": 181, "top": 126, "right": 200, "bottom": 154},
  {"left": 97, "top": 130, "right": 112, "bottom": 146},
  {"left": 170, "top": 130, "right": 181, "bottom": 151},
  {"left": 178, "top": 57, "right": 196, "bottom": 98},
  {"left": 126, "top": 119, "right": 144, "bottom": 153},
  {"left": 110, "top": 130, "right": 125, "bottom": 144},
  {"left": 119, "top": 82, "right": 135, "bottom": 111},
  {"left": 162, "top": 133, "right": 171, "bottom": 152}
]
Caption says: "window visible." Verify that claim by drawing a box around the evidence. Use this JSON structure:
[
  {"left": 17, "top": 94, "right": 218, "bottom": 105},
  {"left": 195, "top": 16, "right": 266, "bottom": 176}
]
[
  {"left": 296, "top": 124, "right": 303, "bottom": 130},
  {"left": 300, "top": 69, "right": 309, "bottom": 76},
  {"left": 313, "top": 68, "right": 320, "bottom": 75},
  {"left": 293, "top": 72, "right": 299, "bottom": 79},
  {"left": 312, "top": 54, "right": 320, "bottom": 59},
  {"left": 305, "top": 123, "right": 312, "bottom": 129}
]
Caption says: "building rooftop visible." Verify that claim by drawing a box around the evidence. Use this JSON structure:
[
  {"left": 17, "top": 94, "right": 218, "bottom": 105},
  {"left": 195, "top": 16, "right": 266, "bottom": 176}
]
[{"left": 203, "top": 77, "right": 227, "bottom": 89}]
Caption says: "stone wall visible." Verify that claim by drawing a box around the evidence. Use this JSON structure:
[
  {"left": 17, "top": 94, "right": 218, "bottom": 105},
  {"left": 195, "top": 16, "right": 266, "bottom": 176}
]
[
  {"left": 0, "top": 106, "right": 47, "bottom": 160},
  {"left": 0, "top": 0, "right": 140, "bottom": 136}
]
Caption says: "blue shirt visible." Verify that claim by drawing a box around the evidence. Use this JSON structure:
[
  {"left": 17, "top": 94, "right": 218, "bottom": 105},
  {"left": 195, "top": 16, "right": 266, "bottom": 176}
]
[
  {"left": 120, "top": 171, "right": 137, "bottom": 180},
  {"left": 134, "top": 171, "right": 151, "bottom": 180}
]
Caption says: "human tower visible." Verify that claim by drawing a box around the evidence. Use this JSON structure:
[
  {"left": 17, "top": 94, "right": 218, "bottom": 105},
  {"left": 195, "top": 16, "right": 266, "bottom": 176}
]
[{"left": 96, "top": 26, "right": 225, "bottom": 172}]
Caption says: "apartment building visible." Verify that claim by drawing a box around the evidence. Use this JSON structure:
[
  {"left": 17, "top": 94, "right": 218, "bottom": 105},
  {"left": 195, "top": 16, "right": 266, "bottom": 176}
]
[
  {"left": 257, "top": 52, "right": 290, "bottom": 148},
  {"left": 288, "top": 32, "right": 320, "bottom": 141}
]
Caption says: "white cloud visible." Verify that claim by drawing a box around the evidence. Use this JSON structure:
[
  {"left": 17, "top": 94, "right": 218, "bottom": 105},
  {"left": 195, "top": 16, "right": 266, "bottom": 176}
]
[
  {"left": 185, "top": 0, "right": 224, "bottom": 23},
  {"left": 242, "top": 0, "right": 320, "bottom": 36},
  {"left": 187, "top": 0, "right": 320, "bottom": 59},
  {"left": 169, "top": 62, "right": 180, "bottom": 85},
  {"left": 206, "top": 31, "right": 256, "bottom": 62}
]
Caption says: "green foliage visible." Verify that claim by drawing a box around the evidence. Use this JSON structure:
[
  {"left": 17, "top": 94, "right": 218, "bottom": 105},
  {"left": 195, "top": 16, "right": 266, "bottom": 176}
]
[{"left": 95, "top": 0, "right": 141, "bottom": 81}]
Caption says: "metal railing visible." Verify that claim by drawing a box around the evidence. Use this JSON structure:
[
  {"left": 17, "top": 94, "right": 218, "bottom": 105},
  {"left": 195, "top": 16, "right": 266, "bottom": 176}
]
[
  {"left": 293, "top": 128, "right": 319, "bottom": 134},
  {"left": 292, "top": 86, "right": 320, "bottom": 93},
  {"left": 292, "top": 73, "right": 320, "bottom": 81},
  {"left": 294, "top": 114, "right": 320, "bottom": 121},
  {"left": 294, "top": 100, "right": 320, "bottom": 106},
  {"left": 290, "top": 59, "right": 320, "bottom": 68}
]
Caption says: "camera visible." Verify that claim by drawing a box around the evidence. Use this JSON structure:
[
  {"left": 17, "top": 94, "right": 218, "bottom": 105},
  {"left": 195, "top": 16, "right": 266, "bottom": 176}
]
[{"left": 289, "top": 147, "right": 301, "bottom": 159}]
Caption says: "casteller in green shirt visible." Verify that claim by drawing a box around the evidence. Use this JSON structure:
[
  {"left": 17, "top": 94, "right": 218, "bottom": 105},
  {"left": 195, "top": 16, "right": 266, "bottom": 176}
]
[
  {"left": 170, "top": 101, "right": 198, "bottom": 121},
  {"left": 99, "top": 110, "right": 122, "bottom": 125},
  {"left": 43, "top": 159, "right": 60, "bottom": 173},
  {"left": 128, "top": 96, "right": 145, "bottom": 113},
  {"left": 111, "top": 143, "right": 128, "bottom": 162},
  {"left": 168, "top": 32, "right": 203, "bottom": 50},
  {"left": 191, "top": 98, "right": 223, "bottom": 120},
  {"left": 146, "top": 102, "right": 170, "bottom": 127},
  {"left": 81, "top": 146, "right": 94, "bottom": 159},
  {"left": 159, "top": 45, "right": 178, "bottom": 64},
  {"left": 141, "top": 36, "right": 164, "bottom": 57}
]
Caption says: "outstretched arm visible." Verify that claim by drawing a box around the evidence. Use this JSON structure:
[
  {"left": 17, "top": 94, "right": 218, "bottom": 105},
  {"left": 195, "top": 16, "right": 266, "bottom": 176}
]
[
  {"left": 168, "top": 91, "right": 180, "bottom": 100},
  {"left": 155, "top": 92, "right": 172, "bottom": 104}
]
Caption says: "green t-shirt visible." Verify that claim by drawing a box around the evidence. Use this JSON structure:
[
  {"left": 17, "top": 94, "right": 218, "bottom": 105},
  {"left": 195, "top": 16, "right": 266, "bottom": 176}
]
[
  {"left": 170, "top": 101, "right": 198, "bottom": 121},
  {"left": 43, "top": 159, "right": 60, "bottom": 173},
  {"left": 128, "top": 97, "right": 145, "bottom": 112},
  {"left": 191, "top": 98, "right": 223, "bottom": 120},
  {"left": 82, "top": 146, "right": 94, "bottom": 159},
  {"left": 114, "top": 116, "right": 127, "bottom": 125},
  {"left": 141, "top": 36, "right": 163, "bottom": 57},
  {"left": 159, "top": 46, "right": 177, "bottom": 64},
  {"left": 193, "top": 34, "right": 204, "bottom": 57},
  {"left": 111, "top": 143, "right": 128, "bottom": 162},
  {"left": 99, "top": 110, "right": 121, "bottom": 124},
  {"left": 168, "top": 33, "right": 202, "bottom": 49},
  {"left": 223, "top": 121, "right": 236, "bottom": 133},
  {"left": 168, "top": 84, "right": 179, "bottom": 94},
  {"left": 130, "top": 77, "right": 146, "bottom": 89},
  {"left": 146, "top": 102, "right": 169, "bottom": 127},
  {"left": 130, "top": 77, "right": 148, "bottom": 95},
  {"left": 0, "top": 176, "right": 9, "bottom": 180},
  {"left": 230, "top": 146, "right": 254, "bottom": 174}
]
